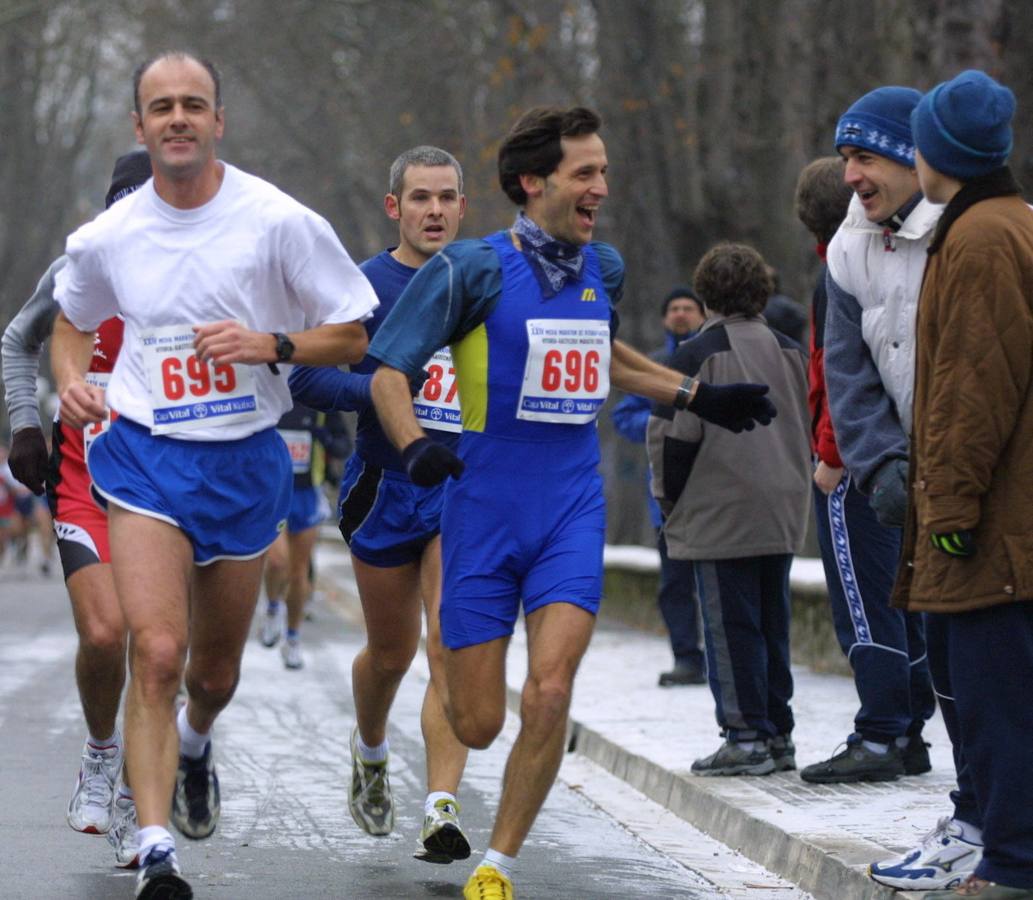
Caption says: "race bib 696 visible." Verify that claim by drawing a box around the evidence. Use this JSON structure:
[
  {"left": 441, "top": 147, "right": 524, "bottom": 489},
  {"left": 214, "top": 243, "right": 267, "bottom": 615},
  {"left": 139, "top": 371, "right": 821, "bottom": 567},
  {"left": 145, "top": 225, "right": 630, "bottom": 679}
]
[{"left": 518, "top": 318, "right": 610, "bottom": 424}]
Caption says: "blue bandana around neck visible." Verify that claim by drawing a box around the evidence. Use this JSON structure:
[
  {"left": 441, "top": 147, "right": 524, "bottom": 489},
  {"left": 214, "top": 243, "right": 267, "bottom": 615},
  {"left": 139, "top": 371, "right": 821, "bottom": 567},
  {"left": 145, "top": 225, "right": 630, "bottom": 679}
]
[{"left": 511, "top": 212, "right": 585, "bottom": 298}]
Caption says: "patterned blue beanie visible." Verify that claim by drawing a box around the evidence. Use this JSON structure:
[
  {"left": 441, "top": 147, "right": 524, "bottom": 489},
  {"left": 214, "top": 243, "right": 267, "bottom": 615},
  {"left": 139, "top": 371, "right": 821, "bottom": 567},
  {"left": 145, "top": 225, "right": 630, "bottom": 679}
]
[
  {"left": 835, "top": 86, "right": 922, "bottom": 168},
  {"left": 911, "top": 70, "right": 1014, "bottom": 180}
]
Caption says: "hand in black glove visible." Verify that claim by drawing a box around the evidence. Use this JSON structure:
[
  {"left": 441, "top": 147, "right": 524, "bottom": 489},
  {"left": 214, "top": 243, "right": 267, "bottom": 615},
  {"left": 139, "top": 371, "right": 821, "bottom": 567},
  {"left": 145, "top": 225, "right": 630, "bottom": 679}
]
[
  {"left": 687, "top": 381, "right": 776, "bottom": 433},
  {"left": 930, "top": 529, "right": 975, "bottom": 558},
  {"left": 870, "top": 458, "right": 908, "bottom": 528},
  {"left": 402, "top": 437, "right": 465, "bottom": 487},
  {"left": 8, "top": 427, "right": 49, "bottom": 495}
]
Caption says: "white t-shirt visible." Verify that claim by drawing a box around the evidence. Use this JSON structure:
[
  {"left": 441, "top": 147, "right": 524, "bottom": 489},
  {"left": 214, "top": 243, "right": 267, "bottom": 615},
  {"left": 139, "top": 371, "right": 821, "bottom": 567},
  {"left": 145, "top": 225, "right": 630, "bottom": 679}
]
[{"left": 55, "top": 163, "right": 378, "bottom": 441}]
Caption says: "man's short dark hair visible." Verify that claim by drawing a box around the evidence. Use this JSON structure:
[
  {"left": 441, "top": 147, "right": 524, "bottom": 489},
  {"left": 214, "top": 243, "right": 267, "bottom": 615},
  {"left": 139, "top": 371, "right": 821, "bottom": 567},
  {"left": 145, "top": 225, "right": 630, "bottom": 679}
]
[
  {"left": 389, "top": 146, "right": 464, "bottom": 197},
  {"left": 498, "top": 106, "right": 602, "bottom": 206},
  {"left": 133, "top": 52, "right": 222, "bottom": 117},
  {"left": 794, "top": 156, "right": 851, "bottom": 244},
  {"left": 693, "top": 243, "right": 772, "bottom": 317}
]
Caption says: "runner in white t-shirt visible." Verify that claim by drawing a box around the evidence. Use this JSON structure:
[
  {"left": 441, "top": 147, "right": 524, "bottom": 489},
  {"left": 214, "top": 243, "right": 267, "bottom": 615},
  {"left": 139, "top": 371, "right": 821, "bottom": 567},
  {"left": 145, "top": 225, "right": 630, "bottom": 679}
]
[{"left": 50, "top": 52, "right": 377, "bottom": 900}]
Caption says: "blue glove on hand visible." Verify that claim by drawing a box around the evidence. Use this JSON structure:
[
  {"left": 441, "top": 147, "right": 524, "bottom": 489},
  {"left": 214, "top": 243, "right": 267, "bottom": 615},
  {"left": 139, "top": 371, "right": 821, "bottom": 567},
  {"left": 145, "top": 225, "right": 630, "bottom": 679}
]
[
  {"left": 931, "top": 530, "right": 975, "bottom": 558},
  {"left": 870, "top": 458, "right": 909, "bottom": 528},
  {"left": 402, "top": 438, "right": 465, "bottom": 487},
  {"left": 688, "top": 381, "right": 776, "bottom": 433}
]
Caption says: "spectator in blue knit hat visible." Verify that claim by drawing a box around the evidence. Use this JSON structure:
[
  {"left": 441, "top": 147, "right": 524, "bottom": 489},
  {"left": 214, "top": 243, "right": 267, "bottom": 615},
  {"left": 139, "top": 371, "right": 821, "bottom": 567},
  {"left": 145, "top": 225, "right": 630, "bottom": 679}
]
[
  {"left": 804, "top": 83, "right": 939, "bottom": 811},
  {"left": 890, "top": 70, "right": 1033, "bottom": 900}
]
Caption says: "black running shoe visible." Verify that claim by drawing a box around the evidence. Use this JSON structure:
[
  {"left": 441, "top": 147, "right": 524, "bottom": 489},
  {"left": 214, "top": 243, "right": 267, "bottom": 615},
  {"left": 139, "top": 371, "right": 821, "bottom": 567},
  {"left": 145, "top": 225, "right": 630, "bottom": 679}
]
[
  {"left": 902, "top": 734, "right": 932, "bottom": 775},
  {"left": 800, "top": 735, "right": 904, "bottom": 784},
  {"left": 171, "top": 743, "right": 220, "bottom": 839},
  {"left": 135, "top": 847, "right": 192, "bottom": 899},
  {"left": 769, "top": 733, "right": 797, "bottom": 772}
]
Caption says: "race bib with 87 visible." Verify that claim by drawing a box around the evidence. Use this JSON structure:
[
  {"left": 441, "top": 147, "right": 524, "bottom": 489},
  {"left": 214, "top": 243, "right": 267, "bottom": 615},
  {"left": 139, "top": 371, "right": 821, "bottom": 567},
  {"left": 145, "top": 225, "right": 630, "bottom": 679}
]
[
  {"left": 518, "top": 318, "right": 610, "bottom": 424},
  {"left": 414, "top": 348, "right": 462, "bottom": 433},
  {"left": 142, "top": 324, "right": 259, "bottom": 435}
]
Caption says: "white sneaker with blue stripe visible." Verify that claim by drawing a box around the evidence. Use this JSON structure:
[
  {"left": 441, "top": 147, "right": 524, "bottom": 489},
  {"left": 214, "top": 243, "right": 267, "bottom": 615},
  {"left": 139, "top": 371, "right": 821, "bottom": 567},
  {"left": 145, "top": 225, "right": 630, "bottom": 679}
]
[{"left": 869, "top": 816, "right": 983, "bottom": 891}]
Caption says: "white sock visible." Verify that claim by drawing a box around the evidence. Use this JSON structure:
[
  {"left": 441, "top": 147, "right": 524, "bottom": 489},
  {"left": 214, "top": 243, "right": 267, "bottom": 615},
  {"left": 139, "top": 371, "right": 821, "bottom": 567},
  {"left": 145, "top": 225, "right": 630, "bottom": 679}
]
[
  {"left": 88, "top": 731, "right": 119, "bottom": 749},
  {"left": 177, "top": 705, "right": 210, "bottom": 760},
  {"left": 483, "top": 848, "right": 516, "bottom": 879},
  {"left": 736, "top": 740, "right": 763, "bottom": 752},
  {"left": 954, "top": 818, "right": 984, "bottom": 845},
  {"left": 426, "top": 791, "right": 457, "bottom": 815},
  {"left": 862, "top": 740, "right": 891, "bottom": 755},
  {"left": 356, "top": 734, "right": 388, "bottom": 764},
  {"left": 138, "top": 826, "right": 175, "bottom": 863}
]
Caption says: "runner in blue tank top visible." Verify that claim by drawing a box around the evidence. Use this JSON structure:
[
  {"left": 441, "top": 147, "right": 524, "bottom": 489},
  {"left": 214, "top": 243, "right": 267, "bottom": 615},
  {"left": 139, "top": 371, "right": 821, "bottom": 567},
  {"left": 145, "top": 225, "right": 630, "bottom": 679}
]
[
  {"left": 288, "top": 147, "right": 474, "bottom": 864},
  {"left": 368, "top": 107, "right": 777, "bottom": 900}
]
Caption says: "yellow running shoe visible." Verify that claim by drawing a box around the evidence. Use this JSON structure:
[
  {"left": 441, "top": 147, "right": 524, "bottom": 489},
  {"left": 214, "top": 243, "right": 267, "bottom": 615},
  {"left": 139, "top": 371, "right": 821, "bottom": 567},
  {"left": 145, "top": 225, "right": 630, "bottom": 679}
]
[{"left": 463, "top": 864, "right": 514, "bottom": 899}]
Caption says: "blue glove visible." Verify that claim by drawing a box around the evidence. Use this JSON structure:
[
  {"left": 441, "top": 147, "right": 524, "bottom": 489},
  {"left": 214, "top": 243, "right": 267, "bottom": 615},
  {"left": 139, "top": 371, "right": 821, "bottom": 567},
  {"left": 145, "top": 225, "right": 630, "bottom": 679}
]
[
  {"left": 402, "top": 438, "right": 465, "bottom": 487},
  {"left": 687, "top": 381, "right": 776, "bottom": 433},
  {"left": 870, "top": 458, "right": 908, "bottom": 528}
]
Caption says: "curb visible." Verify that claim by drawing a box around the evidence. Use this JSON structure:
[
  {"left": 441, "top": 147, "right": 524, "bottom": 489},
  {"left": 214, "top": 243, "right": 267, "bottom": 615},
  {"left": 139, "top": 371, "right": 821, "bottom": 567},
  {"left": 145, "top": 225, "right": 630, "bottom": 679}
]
[{"left": 562, "top": 720, "right": 921, "bottom": 900}]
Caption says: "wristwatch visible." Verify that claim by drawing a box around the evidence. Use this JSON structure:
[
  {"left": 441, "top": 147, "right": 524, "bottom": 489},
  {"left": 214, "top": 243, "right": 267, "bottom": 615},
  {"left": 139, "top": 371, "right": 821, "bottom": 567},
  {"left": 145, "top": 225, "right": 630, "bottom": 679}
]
[
  {"left": 272, "top": 332, "right": 295, "bottom": 363},
  {"left": 672, "top": 376, "right": 699, "bottom": 410}
]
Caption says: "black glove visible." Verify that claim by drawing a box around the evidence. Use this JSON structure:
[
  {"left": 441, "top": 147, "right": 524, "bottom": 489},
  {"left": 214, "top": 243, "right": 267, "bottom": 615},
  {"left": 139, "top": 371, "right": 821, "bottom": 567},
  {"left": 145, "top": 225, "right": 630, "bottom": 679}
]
[
  {"left": 402, "top": 437, "right": 465, "bottom": 487},
  {"left": 688, "top": 381, "right": 776, "bottom": 433},
  {"left": 870, "top": 458, "right": 908, "bottom": 528},
  {"left": 9, "top": 427, "right": 49, "bottom": 495},
  {"left": 931, "top": 529, "right": 975, "bottom": 558},
  {"left": 409, "top": 369, "right": 429, "bottom": 397}
]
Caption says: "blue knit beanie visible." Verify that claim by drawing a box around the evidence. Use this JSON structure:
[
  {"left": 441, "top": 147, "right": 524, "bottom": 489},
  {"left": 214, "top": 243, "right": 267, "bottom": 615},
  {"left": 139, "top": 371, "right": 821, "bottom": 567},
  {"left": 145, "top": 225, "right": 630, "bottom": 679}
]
[
  {"left": 834, "top": 86, "right": 922, "bottom": 168},
  {"left": 911, "top": 70, "right": 1014, "bottom": 180}
]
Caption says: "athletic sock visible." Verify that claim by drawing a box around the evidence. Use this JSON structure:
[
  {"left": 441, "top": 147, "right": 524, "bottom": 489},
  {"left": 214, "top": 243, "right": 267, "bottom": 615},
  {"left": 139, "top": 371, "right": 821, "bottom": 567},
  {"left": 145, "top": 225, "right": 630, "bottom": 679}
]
[
  {"left": 88, "top": 731, "right": 119, "bottom": 750},
  {"left": 861, "top": 740, "right": 891, "bottom": 755},
  {"left": 356, "top": 734, "right": 388, "bottom": 764},
  {"left": 286, "top": 628, "right": 299, "bottom": 641},
  {"left": 482, "top": 848, "right": 516, "bottom": 879},
  {"left": 426, "top": 791, "right": 457, "bottom": 815},
  {"left": 138, "top": 826, "right": 175, "bottom": 864},
  {"left": 266, "top": 599, "right": 281, "bottom": 614},
  {"left": 177, "top": 704, "right": 211, "bottom": 760},
  {"left": 955, "top": 818, "right": 984, "bottom": 845},
  {"left": 736, "top": 740, "right": 763, "bottom": 752}
]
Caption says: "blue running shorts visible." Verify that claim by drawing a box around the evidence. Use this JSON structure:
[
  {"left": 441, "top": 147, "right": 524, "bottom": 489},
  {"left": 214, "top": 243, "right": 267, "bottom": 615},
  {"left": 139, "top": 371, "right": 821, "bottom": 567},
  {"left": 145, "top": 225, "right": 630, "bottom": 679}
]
[
  {"left": 439, "top": 449, "right": 605, "bottom": 650},
  {"left": 89, "top": 417, "right": 291, "bottom": 565},
  {"left": 337, "top": 454, "right": 443, "bottom": 568},
  {"left": 287, "top": 484, "right": 330, "bottom": 534}
]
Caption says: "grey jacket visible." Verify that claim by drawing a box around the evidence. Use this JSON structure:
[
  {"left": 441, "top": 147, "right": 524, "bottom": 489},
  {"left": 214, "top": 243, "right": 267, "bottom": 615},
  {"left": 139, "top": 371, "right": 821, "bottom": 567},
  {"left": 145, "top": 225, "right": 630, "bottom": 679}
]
[
  {"left": 2, "top": 256, "right": 64, "bottom": 433},
  {"left": 647, "top": 313, "right": 810, "bottom": 560}
]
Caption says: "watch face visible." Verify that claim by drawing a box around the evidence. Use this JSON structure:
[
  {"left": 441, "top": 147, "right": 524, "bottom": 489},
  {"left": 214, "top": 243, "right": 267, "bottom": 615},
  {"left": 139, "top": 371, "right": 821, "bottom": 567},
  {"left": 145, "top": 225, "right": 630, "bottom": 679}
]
[{"left": 277, "top": 334, "right": 295, "bottom": 361}]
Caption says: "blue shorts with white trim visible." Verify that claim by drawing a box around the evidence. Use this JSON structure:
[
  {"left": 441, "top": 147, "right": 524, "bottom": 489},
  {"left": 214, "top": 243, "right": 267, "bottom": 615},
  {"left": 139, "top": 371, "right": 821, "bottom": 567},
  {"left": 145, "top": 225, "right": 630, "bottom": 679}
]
[
  {"left": 337, "top": 454, "right": 442, "bottom": 568},
  {"left": 89, "top": 416, "right": 291, "bottom": 565}
]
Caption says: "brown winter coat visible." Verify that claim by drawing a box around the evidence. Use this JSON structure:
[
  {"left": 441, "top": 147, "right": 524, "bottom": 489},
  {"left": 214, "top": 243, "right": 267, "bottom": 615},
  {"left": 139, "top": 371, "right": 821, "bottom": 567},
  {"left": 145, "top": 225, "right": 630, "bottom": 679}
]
[{"left": 892, "top": 180, "right": 1033, "bottom": 613}]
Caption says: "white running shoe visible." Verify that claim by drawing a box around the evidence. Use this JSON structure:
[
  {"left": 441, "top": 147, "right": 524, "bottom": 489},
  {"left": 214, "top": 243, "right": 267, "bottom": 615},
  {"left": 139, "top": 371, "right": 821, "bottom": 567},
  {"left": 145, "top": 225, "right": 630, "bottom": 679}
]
[
  {"left": 259, "top": 604, "right": 284, "bottom": 647},
  {"left": 280, "top": 637, "right": 304, "bottom": 670},
  {"left": 869, "top": 816, "right": 983, "bottom": 891},
  {"left": 67, "top": 739, "right": 121, "bottom": 834},
  {"left": 108, "top": 788, "right": 140, "bottom": 868},
  {"left": 348, "top": 727, "right": 394, "bottom": 836}
]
